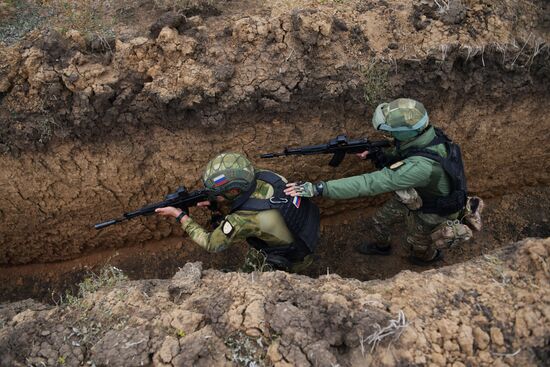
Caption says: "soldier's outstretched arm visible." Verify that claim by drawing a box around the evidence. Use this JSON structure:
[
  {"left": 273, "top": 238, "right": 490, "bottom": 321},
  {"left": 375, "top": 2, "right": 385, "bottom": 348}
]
[
  {"left": 324, "top": 157, "right": 433, "bottom": 199},
  {"left": 285, "top": 157, "right": 433, "bottom": 200}
]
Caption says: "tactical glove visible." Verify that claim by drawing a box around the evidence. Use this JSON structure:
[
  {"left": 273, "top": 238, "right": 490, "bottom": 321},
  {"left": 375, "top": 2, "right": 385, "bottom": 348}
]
[{"left": 286, "top": 181, "right": 324, "bottom": 197}]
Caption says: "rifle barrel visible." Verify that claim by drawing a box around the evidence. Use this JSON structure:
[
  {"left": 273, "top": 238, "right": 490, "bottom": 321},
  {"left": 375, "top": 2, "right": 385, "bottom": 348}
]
[
  {"left": 260, "top": 153, "right": 279, "bottom": 158},
  {"left": 94, "top": 219, "right": 119, "bottom": 230}
]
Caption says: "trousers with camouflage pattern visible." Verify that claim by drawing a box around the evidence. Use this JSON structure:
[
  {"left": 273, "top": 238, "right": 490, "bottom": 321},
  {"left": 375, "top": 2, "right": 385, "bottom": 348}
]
[{"left": 372, "top": 196, "right": 457, "bottom": 261}]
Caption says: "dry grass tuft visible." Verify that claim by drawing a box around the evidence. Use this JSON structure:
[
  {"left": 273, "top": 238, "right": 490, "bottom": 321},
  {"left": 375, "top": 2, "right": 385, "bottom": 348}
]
[{"left": 360, "top": 310, "right": 408, "bottom": 355}]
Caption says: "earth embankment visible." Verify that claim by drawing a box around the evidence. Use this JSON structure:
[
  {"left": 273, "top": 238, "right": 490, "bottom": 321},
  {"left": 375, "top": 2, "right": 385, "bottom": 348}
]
[
  {"left": 1, "top": 0, "right": 549, "bottom": 266},
  {"left": 1, "top": 238, "right": 549, "bottom": 366}
]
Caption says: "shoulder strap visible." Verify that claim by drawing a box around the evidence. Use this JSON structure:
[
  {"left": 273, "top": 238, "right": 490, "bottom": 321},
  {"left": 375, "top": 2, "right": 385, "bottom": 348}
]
[
  {"left": 255, "top": 171, "right": 286, "bottom": 189},
  {"left": 230, "top": 179, "right": 257, "bottom": 211},
  {"left": 402, "top": 128, "right": 450, "bottom": 160},
  {"left": 231, "top": 171, "right": 286, "bottom": 212}
]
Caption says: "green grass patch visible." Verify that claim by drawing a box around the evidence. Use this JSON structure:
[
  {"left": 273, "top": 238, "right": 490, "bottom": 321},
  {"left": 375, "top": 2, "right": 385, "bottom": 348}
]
[{"left": 362, "top": 59, "right": 390, "bottom": 108}]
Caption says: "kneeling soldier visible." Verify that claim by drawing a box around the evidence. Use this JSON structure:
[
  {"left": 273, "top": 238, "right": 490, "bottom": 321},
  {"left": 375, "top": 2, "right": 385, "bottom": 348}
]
[
  {"left": 156, "top": 153, "right": 320, "bottom": 272},
  {"left": 285, "top": 98, "right": 482, "bottom": 265}
]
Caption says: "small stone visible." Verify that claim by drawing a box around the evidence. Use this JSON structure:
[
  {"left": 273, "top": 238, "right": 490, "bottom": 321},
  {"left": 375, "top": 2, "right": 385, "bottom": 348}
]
[
  {"left": 490, "top": 327, "right": 505, "bottom": 346},
  {"left": 444, "top": 340, "right": 459, "bottom": 352},
  {"left": 431, "top": 352, "right": 446, "bottom": 366},
  {"left": 437, "top": 319, "right": 459, "bottom": 340},
  {"left": 473, "top": 327, "right": 490, "bottom": 350},
  {"left": 66, "top": 30, "right": 86, "bottom": 49},
  {"left": 457, "top": 325, "right": 473, "bottom": 356},
  {"left": 478, "top": 350, "right": 493, "bottom": 364},
  {"left": 492, "top": 358, "right": 510, "bottom": 367},
  {"left": 399, "top": 327, "right": 418, "bottom": 348},
  {"left": 267, "top": 340, "right": 283, "bottom": 363},
  {"left": 414, "top": 354, "right": 427, "bottom": 364},
  {"left": 170, "top": 309, "right": 204, "bottom": 333},
  {"left": 158, "top": 336, "right": 179, "bottom": 363}
]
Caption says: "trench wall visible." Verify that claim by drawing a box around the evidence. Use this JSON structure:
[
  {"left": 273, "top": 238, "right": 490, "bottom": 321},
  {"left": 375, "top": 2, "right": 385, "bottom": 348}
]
[{"left": 1, "top": 5, "right": 549, "bottom": 264}]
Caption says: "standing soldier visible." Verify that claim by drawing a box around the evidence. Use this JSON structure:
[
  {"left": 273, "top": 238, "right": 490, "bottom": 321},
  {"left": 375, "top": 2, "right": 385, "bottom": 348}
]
[
  {"left": 155, "top": 153, "right": 320, "bottom": 272},
  {"left": 285, "top": 98, "right": 482, "bottom": 265}
]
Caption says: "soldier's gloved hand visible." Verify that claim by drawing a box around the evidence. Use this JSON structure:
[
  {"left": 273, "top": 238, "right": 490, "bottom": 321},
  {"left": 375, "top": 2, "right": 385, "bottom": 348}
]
[{"left": 284, "top": 182, "right": 322, "bottom": 197}]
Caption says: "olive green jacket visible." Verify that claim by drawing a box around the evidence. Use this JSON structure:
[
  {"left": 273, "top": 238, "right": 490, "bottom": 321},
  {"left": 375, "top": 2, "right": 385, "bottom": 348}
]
[
  {"left": 324, "top": 127, "right": 451, "bottom": 200},
  {"left": 181, "top": 176, "right": 294, "bottom": 253}
]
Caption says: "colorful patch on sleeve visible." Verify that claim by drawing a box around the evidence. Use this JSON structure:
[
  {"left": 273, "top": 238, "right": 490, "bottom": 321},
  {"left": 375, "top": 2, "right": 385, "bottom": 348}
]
[
  {"left": 292, "top": 196, "right": 301, "bottom": 208},
  {"left": 213, "top": 174, "right": 229, "bottom": 187}
]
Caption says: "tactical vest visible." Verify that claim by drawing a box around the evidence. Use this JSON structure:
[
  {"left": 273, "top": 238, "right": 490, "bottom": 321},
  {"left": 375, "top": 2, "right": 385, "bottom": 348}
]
[
  {"left": 401, "top": 128, "right": 468, "bottom": 216},
  {"left": 230, "top": 171, "right": 321, "bottom": 253}
]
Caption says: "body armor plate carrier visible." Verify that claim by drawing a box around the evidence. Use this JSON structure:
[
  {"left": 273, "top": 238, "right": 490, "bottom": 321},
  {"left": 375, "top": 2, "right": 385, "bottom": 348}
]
[
  {"left": 230, "top": 171, "right": 321, "bottom": 258},
  {"left": 401, "top": 128, "right": 468, "bottom": 216}
]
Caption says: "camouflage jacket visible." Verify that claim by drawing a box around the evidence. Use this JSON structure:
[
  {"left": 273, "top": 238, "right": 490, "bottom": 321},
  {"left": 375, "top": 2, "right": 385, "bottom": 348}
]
[
  {"left": 181, "top": 173, "right": 294, "bottom": 253},
  {"left": 324, "top": 127, "right": 452, "bottom": 200}
]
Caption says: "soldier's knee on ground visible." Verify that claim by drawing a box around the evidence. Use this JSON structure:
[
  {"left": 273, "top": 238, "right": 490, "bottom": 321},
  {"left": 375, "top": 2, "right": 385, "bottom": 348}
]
[
  {"left": 407, "top": 238, "right": 437, "bottom": 261},
  {"left": 405, "top": 230, "right": 438, "bottom": 261}
]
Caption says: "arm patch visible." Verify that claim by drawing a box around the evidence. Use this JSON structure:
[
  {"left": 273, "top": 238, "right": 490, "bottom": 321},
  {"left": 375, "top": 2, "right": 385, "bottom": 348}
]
[
  {"left": 389, "top": 161, "right": 406, "bottom": 170},
  {"left": 221, "top": 220, "right": 234, "bottom": 236}
]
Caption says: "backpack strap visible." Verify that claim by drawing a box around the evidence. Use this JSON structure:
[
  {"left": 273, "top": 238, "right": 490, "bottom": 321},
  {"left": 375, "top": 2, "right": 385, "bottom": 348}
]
[
  {"left": 230, "top": 179, "right": 258, "bottom": 211},
  {"left": 231, "top": 171, "right": 287, "bottom": 212}
]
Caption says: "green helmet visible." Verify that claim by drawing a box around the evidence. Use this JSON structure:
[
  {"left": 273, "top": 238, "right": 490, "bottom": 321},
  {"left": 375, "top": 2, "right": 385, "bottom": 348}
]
[
  {"left": 372, "top": 98, "right": 429, "bottom": 141},
  {"left": 203, "top": 153, "right": 255, "bottom": 198}
]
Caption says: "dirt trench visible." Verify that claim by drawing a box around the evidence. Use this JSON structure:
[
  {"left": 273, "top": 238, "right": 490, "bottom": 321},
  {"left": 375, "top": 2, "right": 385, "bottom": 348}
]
[
  {"left": 1, "top": 238, "right": 549, "bottom": 367},
  {"left": 0, "top": 0, "right": 550, "bottom": 302}
]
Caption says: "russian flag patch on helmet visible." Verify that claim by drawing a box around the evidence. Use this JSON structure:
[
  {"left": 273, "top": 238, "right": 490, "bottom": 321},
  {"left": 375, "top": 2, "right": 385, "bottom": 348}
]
[
  {"left": 213, "top": 174, "right": 229, "bottom": 187},
  {"left": 292, "top": 196, "right": 301, "bottom": 208}
]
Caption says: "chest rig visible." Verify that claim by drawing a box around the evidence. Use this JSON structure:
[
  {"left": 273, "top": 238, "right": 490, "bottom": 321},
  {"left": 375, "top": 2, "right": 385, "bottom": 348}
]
[
  {"left": 400, "top": 128, "right": 468, "bottom": 216},
  {"left": 230, "top": 171, "right": 320, "bottom": 253}
]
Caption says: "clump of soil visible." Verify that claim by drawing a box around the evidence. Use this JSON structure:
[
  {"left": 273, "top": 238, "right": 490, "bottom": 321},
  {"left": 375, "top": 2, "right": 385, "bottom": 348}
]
[{"left": 1, "top": 238, "right": 548, "bottom": 366}]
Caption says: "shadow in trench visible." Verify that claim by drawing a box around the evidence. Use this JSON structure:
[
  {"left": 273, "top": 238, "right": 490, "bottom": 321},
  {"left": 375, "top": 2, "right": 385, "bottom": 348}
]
[{"left": 1, "top": 186, "right": 549, "bottom": 304}]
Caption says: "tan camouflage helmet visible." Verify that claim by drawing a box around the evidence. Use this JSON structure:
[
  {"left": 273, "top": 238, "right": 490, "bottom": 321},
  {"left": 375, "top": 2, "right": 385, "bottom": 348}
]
[
  {"left": 372, "top": 98, "right": 429, "bottom": 132},
  {"left": 203, "top": 153, "right": 255, "bottom": 195}
]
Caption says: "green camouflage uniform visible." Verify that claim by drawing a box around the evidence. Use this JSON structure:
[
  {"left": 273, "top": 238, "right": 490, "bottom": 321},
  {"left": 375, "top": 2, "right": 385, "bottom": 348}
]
[
  {"left": 323, "top": 126, "right": 460, "bottom": 260},
  {"left": 181, "top": 173, "right": 311, "bottom": 272}
]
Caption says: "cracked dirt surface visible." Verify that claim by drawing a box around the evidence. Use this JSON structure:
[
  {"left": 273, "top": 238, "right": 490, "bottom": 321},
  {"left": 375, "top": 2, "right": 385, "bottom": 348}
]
[
  {"left": 0, "top": 0, "right": 549, "bottom": 266},
  {"left": 1, "top": 238, "right": 549, "bottom": 367},
  {"left": 0, "top": 1, "right": 549, "bottom": 366},
  {"left": 1, "top": 185, "right": 549, "bottom": 303}
]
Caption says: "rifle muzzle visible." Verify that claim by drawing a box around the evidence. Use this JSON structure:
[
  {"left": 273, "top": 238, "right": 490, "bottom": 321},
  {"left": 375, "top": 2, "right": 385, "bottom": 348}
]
[{"left": 94, "top": 220, "right": 117, "bottom": 230}]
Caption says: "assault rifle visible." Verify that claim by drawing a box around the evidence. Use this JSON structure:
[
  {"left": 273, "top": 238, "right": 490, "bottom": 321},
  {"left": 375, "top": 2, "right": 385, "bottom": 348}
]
[
  {"left": 94, "top": 186, "right": 212, "bottom": 230},
  {"left": 260, "top": 135, "right": 391, "bottom": 168}
]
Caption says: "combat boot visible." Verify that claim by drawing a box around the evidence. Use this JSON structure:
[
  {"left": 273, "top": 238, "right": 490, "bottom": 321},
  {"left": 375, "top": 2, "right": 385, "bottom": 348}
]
[
  {"left": 356, "top": 243, "right": 392, "bottom": 256},
  {"left": 408, "top": 249, "right": 443, "bottom": 266}
]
